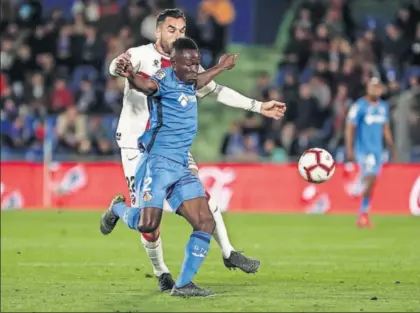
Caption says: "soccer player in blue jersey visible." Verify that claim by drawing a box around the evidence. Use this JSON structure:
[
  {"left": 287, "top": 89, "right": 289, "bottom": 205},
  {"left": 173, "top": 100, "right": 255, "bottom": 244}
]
[
  {"left": 100, "top": 38, "right": 245, "bottom": 297},
  {"left": 345, "top": 77, "right": 397, "bottom": 228}
]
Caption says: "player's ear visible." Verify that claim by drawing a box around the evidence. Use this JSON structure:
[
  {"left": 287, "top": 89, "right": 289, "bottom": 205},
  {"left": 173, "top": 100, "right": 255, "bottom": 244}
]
[{"left": 170, "top": 56, "right": 176, "bottom": 67}]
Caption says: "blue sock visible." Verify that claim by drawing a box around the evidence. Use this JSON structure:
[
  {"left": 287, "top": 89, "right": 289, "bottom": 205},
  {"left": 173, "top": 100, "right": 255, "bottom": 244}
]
[
  {"left": 360, "top": 196, "right": 370, "bottom": 214},
  {"left": 175, "top": 231, "right": 211, "bottom": 288},
  {"left": 112, "top": 202, "right": 141, "bottom": 231}
]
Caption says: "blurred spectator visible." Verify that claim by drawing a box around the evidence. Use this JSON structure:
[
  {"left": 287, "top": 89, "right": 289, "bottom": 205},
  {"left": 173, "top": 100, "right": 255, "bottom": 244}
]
[
  {"left": 86, "top": 115, "right": 113, "bottom": 155},
  {"left": 382, "top": 24, "right": 410, "bottom": 70},
  {"left": 2, "top": 116, "right": 34, "bottom": 150},
  {"left": 103, "top": 77, "right": 123, "bottom": 114},
  {"left": 408, "top": 24, "right": 420, "bottom": 66},
  {"left": 50, "top": 78, "right": 73, "bottom": 114},
  {"left": 24, "top": 72, "right": 47, "bottom": 104},
  {"left": 220, "top": 121, "right": 244, "bottom": 159},
  {"left": 80, "top": 25, "right": 106, "bottom": 71},
  {"left": 252, "top": 71, "right": 271, "bottom": 101},
  {"left": 55, "top": 106, "right": 88, "bottom": 153},
  {"left": 74, "top": 78, "right": 102, "bottom": 114},
  {"left": 197, "top": 0, "right": 235, "bottom": 66},
  {"left": 284, "top": 26, "right": 311, "bottom": 71}
]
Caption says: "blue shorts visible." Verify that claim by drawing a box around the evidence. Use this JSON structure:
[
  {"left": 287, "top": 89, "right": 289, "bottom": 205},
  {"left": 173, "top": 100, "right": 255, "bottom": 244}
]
[
  {"left": 134, "top": 153, "right": 206, "bottom": 211},
  {"left": 356, "top": 153, "right": 382, "bottom": 177}
]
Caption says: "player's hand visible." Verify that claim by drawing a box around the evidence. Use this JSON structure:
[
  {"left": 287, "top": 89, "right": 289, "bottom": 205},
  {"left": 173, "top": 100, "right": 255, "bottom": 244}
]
[
  {"left": 261, "top": 101, "right": 286, "bottom": 120},
  {"left": 218, "top": 53, "right": 238, "bottom": 71},
  {"left": 115, "top": 59, "right": 134, "bottom": 78},
  {"left": 115, "top": 52, "right": 133, "bottom": 77}
]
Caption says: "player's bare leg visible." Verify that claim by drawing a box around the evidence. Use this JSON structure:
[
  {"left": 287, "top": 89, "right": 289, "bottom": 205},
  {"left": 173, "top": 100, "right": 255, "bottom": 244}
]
[
  {"left": 120, "top": 149, "right": 174, "bottom": 290},
  {"left": 357, "top": 175, "right": 376, "bottom": 228},
  {"left": 100, "top": 195, "right": 175, "bottom": 291}
]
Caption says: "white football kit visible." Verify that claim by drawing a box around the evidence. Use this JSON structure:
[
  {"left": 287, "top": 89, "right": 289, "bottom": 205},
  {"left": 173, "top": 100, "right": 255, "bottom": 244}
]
[{"left": 109, "top": 43, "right": 262, "bottom": 207}]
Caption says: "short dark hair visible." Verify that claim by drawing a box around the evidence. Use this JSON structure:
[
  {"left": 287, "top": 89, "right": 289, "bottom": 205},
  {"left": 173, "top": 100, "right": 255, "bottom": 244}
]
[
  {"left": 156, "top": 8, "right": 186, "bottom": 26},
  {"left": 172, "top": 37, "right": 198, "bottom": 54}
]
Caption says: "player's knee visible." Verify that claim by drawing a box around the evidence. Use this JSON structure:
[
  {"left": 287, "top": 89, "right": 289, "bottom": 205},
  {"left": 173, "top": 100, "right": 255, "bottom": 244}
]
[
  {"left": 137, "top": 217, "right": 160, "bottom": 233},
  {"left": 196, "top": 205, "right": 216, "bottom": 234}
]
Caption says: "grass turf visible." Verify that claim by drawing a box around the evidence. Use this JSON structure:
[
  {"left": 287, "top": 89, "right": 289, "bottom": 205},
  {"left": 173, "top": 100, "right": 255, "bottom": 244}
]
[{"left": 1, "top": 211, "right": 419, "bottom": 312}]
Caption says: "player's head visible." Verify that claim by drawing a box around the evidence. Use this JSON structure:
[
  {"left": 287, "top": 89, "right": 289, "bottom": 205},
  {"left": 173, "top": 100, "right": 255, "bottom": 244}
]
[
  {"left": 170, "top": 37, "right": 200, "bottom": 84},
  {"left": 366, "top": 77, "right": 383, "bottom": 101},
  {"left": 155, "top": 9, "right": 186, "bottom": 55}
]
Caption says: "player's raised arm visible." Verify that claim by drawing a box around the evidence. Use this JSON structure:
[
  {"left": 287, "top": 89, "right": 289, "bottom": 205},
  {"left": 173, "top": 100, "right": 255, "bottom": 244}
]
[
  {"left": 109, "top": 49, "right": 142, "bottom": 77},
  {"left": 196, "top": 61, "right": 286, "bottom": 120},
  {"left": 115, "top": 59, "right": 157, "bottom": 95},
  {"left": 195, "top": 53, "right": 238, "bottom": 89}
]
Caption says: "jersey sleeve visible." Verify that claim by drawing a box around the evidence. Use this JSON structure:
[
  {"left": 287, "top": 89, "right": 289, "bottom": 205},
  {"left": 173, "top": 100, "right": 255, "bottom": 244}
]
[
  {"left": 150, "top": 69, "right": 168, "bottom": 97},
  {"left": 127, "top": 47, "right": 143, "bottom": 73},
  {"left": 347, "top": 100, "right": 363, "bottom": 126}
]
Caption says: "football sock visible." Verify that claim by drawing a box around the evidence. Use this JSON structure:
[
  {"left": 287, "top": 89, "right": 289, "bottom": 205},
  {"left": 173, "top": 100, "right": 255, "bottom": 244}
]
[
  {"left": 112, "top": 202, "right": 141, "bottom": 230},
  {"left": 141, "top": 233, "right": 170, "bottom": 277},
  {"left": 175, "top": 231, "right": 211, "bottom": 288},
  {"left": 360, "top": 196, "right": 370, "bottom": 214},
  {"left": 208, "top": 197, "right": 235, "bottom": 259}
]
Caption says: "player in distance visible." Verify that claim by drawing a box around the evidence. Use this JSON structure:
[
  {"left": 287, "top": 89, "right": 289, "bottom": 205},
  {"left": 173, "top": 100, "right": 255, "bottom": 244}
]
[
  {"left": 102, "top": 37, "right": 249, "bottom": 297},
  {"left": 345, "top": 77, "right": 397, "bottom": 228},
  {"left": 107, "top": 8, "right": 286, "bottom": 290}
]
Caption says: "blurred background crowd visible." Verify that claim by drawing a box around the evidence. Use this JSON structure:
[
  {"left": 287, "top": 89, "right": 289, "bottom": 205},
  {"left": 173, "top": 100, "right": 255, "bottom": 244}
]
[{"left": 1, "top": 0, "right": 419, "bottom": 163}]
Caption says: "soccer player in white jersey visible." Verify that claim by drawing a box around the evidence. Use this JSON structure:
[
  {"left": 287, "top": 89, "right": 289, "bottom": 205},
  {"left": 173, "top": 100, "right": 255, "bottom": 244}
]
[{"left": 108, "top": 8, "right": 286, "bottom": 291}]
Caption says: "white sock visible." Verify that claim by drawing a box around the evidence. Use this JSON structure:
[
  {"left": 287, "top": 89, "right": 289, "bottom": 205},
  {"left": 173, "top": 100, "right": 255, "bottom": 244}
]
[
  {"left": 140, "top": 235, "right": 170, "bottom": 277},
  {"left": 208, "top": 197, "right": 235, "bottom": 259}
]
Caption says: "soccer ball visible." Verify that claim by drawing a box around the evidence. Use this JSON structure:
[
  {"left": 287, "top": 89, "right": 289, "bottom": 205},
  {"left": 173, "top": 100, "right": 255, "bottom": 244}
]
[{"left": 298, "top": 148, "right": 335, "bottom": 183}]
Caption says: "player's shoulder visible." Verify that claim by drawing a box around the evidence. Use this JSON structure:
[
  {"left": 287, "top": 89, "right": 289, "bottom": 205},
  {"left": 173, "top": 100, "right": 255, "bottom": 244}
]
[{"left": 152, "top": 67, "right": 175, "bottom": 89}]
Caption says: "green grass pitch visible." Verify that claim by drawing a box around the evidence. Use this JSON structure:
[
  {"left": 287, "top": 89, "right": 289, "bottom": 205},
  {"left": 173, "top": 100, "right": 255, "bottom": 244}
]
[{"left": 1, "top": 211, "right": 420, "bottom": 312}]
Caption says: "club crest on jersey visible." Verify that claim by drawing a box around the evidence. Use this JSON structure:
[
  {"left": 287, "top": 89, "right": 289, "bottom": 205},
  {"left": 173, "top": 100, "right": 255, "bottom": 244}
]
[
  {"left": 143, "top": 191, "right": 153, "bottom": 202},
  {"left": 155, "top": 70, "right": 166, "bottom": 80},
  {"left": 153, "top": 60, "right": 160, "bottom": 68}
]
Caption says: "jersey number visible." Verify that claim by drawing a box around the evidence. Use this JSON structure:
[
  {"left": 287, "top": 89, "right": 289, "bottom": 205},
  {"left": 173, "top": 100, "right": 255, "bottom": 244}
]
[{"left": 142, "top": 177, "right": 152, "bottom": 192}]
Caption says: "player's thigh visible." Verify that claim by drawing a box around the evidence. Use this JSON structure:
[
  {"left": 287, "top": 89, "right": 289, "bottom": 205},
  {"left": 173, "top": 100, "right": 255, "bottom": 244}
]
[
  {"left": 120, "top": 148, "right": 142, "bottom": 206},
  {"left": 356, "top": 153, "right": 382, "bottom": 179},
  {"left": 167, "top": 169, "right": 207, "bottom": 213},
  {"left": 177, "top": 197, "right": 215, "bottom": 233},
  {"left": 137, "top": 154, "right": 179, "bottom": 210}
]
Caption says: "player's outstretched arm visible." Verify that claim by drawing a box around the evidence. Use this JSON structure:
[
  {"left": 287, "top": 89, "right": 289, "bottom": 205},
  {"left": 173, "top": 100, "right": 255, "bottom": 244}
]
[
  {"left": 196, "top": 53, "right": 238, "bottom": 89},
  {"left": 115, "top": 59, "right": 157, "bottom": 95},
  {"left": 196, "top": 56, "right": 286, "bottom": 120}
]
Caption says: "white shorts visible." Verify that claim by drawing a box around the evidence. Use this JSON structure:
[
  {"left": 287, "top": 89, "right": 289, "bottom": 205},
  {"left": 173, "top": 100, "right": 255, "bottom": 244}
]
[{"left": 120, "top": 148, "right": 198, "bottom": 207}]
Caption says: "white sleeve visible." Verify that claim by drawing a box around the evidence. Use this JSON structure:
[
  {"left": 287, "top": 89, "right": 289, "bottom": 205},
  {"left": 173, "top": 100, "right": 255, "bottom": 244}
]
[
  {"left": 109, "top": 57, "right": 119, "bottom": 76},
  {"left": 195, "top": 65, "right": 262, "bottom": 113},
  {"left": 109, "top": 47, "right": 142, "bottom": 76}
]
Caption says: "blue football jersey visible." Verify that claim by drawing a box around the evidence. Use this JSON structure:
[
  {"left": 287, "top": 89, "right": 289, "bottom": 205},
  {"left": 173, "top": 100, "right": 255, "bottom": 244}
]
[
  {"left": 138, "top": 67, "right": 198, "bottom": 166},
  {"left": 347, "top": 97, "right": 389, "bottom": 155}
]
